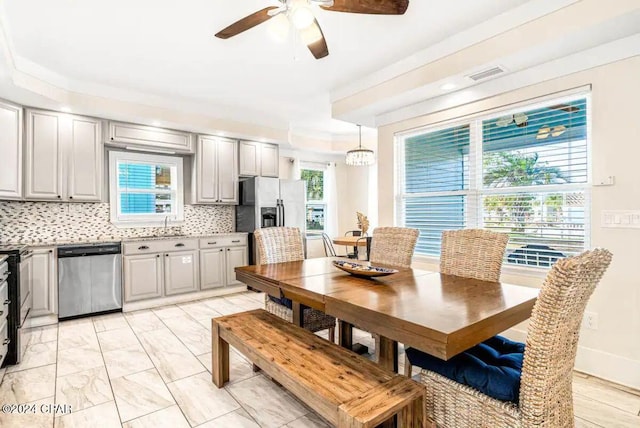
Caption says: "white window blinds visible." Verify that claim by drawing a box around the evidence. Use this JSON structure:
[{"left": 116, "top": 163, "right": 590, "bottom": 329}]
[{"left": 396, "top": 95, "right": 589, "bottom": 268}]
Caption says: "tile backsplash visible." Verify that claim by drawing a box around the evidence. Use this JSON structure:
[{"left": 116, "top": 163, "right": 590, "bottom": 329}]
[{"left": 0, "top": 201, "right": 234, "bottom": 244}]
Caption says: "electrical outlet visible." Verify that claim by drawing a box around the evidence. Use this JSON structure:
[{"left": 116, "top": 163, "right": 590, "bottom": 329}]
[{"left": 582, "top": 311, "right": 598, "bottom": 330}]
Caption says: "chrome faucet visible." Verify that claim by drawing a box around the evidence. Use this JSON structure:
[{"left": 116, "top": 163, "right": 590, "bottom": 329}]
[{"left": 163, "top": 216, "right": 170, "bottom": 236}]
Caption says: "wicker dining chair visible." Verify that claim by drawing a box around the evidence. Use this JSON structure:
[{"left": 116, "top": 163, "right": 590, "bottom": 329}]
[
  {"left": 254, "top": 227, "right": 336, "bottom": 341},
  {"left": 364, "top": 227, "right": 419, "bottom": 362},
  {"left": 440, "top": 228, "right": 510, "bottom": 282},
  {"left": 406, "top": 248, "right": 612, "bottom": 428},
  {"left": 369, "top": 227, "right": 420, "bottom": 268}
]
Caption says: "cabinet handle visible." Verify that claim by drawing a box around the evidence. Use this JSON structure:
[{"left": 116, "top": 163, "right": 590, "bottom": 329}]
[
  {"left": 3, "top": 299, "right": 10, "bottom": 305},
  {"left": 138, "top": 245, "right": 150, "bottom": 250},
  {"left": 231, "top": 240, "right": 240, "bottom": 243},
  {"left": 208, "top": 242, "right": 217, "bottom": 245},
  {"left": 1, "top": 272, "right": 8, "bottom": 280},
  {"left": 165, "top": 254, "right": 169, "bottom": 257},
  {"left": 0, "top": 310, "right": 2, "bottom": 316},
  {"left": 219, "top": 249, "right": 223, "bottom": 252},
  {"left": 49, "top": 250, "right": 53, "bottom": 253},
  {"left": 175, "top": 243, "right": 185, "bottom": 247},
  {"left": 156, "top": 255, "right": 160, "bottom": 258},
  {"left": 110, "top": 137, "right": 114, "bottom": 140},
  {"left": 2, "top": 338, "right": 9, "bottom": 345},
  {"left": 57, "top": 195, "right": 61, "bottom": 199},
  {"left": 69, "top": 196, "right": 73, "bottom": 200},
  {"left": 227, "top": 248, "right": 230, "bottom": 251}
]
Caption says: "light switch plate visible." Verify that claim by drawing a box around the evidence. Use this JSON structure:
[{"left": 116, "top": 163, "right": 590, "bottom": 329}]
[{"left": 601, "top": 210, "right": 640, "bottom": 228}]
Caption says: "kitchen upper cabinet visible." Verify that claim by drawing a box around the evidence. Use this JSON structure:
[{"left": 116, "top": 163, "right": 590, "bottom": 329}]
[
  {"left": 25, "top": 110, "right": 63, "bottom": 200},
  {"left": 200, "top": 248, "right": 225, "bottom": 290},
  {"left": 238, "top": 141, "right": 279, "bottom": 178},
  {"left": 67, "top": 117, "right": 102, "bottom": 201},
  {"left": 217, "top": 138, "right": 239, "bottom": 203},
  {"left": 238, "top": 141, "right": 260, "bottom": 176},
  {"left": 124, "top": 254, "right": 164, "bottom": 302},
  {"left": 25, "top": 109, "right": 103, "bottom": 202},
  {"left": 193, "top": 136, "right": 238, "bottom": 204},
  {"left": 0, "top": 100, "right": 23, "bottom": 200},
  {"left": 31, "top": 248, "right": 56, "bottom": 318},
  {"left": 260, "top": 143, "right": 279, "bottom": 177},
  {"left": 107, "top": 122, "right": 193, "bottom": 153},
  {"left": 225, "top": 246, "right": 248, "bottom": 287},
  {"left": 164, "top": 250, "right": 199, "bottom": 295}
]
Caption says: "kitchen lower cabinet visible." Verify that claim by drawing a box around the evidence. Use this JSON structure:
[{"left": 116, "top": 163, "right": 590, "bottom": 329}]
[
  {"left": 124, "top": 253, "right": 163, "bottom": 302},
  {"left": 199, "top": 236, "right": 248, "bottom": 288},
  {"left": 30, "top": 248, "right": 56, "bottom": 317},
  {"left": 200, "top": 248, "right": 225, "bottom": 290},
  {"left": 225, "top": 246, "right": 248, "bottom": 287},
  {"left": 123, "top": 236, "right": 248, "bottom": 304},
  {"left": 164, "top": 250, "right": 199, "bottom": 296}
]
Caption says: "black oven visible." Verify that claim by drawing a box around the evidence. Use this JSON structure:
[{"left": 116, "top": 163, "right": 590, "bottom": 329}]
[{"left": 0, "top": 245, "right": 32, "bottom": 367}]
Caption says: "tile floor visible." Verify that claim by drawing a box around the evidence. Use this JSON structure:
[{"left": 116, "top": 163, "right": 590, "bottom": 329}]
[{"left": 0, "top": 290, "right": 638, "bottom": 427}]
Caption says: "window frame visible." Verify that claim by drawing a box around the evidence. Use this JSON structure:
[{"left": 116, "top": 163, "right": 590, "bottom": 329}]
[
  {"left": 394, "top": 92, "right": 591, "bottom": 273},
  {"left": 108, "top": 150, "right": 184, "bottom": 228},
  {"left": 300, "top": 164, "right": 327, "bottom": 236}
]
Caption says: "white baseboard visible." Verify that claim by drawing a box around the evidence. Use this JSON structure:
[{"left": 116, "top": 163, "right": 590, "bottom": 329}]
[
  {"left": 122, "top": 285, "right": 248, "bottom": 312},
  {"left": 24, "top": 314, "right": 58, "bottom": 328},
  {"left": 503, "top": 328, "right": 640, "bottom": 391}
]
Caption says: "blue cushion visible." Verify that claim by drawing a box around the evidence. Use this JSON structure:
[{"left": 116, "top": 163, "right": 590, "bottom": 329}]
[
  {"left": 268, "top": 295, "right": 293, "bottom": 309},
  {"left": 406, "top": 335, "right": 524, "bottom": 403}
]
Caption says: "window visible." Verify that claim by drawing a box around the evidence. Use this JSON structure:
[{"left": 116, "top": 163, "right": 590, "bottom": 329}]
[
  {"left": 109, "top": 151, "right": 184, "bottom": 226},
  {"left": 396, "top": 94, "right": 589, "bottom": 268},
  {"left": 301, "top": 168, "right": 326, "bottom": 234}
]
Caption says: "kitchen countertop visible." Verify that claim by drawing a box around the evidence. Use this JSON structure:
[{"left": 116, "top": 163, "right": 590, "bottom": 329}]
[{"left": 0, "top": 232, "right": 249, "bottom": 248}]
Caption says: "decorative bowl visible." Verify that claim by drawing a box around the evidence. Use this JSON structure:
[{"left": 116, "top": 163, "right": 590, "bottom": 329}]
[{"left": 332, "top": 260, "right": 398, "bottom": 278}]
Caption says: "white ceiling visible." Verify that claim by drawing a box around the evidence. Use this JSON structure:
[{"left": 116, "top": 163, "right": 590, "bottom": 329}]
[
  {"left": 1, "top": 0, "right": 637, "bottom": 148},
  {"left": 0, "top": 0, "right": 530, "bottom": 139}
]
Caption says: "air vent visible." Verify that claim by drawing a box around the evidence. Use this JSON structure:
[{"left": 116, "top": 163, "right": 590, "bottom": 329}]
[{"left": 467, "top": 66, "right": 505, "bottom": 81}]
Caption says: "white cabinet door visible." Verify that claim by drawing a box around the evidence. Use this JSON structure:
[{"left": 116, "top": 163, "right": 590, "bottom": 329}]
[
  {"left": 108, "top": 122, "right": 193, "bottom": 153},
  {"left": 225, "top": 246, "right": 247, "bottom": 286},
  {"left": 217, "top": 138, "right": 238, "bottom": 204},
  {"left": 260, "top": 143, "right": 279, "bottom": 177},
  {"left": 25, "top": 110, "right": 63, "bottom": 200},
  {"left": 0, "top": 101, "right": 22, "bottom": 200},
  {"left": 194, "top": 136, "right": 218, "bottom": 203},
  {"left": 67, "top": 116, "right": 102, "bottom": 201},
  {"left": 124, "top": 254, "right": 163, "bottom": 302},
  {"left": 200, "top": 248, "right": 225, "bottom": 290},
  {"left": 239, "top": 141, "right": 260, "bottom": 177},
  {"left": 30, "top": 248, "right": 56, "bottom": 317},
  {"left": 164, "top": 250, "right": 199, "bottom": 295}
]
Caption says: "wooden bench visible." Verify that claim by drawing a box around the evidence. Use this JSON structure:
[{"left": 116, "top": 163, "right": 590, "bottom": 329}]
[{"left": 211, "top": 309, "right": 425, "bottom": 428}]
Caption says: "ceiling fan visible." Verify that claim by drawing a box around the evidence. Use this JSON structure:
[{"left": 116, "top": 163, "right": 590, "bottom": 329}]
[{"left": 214, "top": 0, "right": 409, "bottom": 60}]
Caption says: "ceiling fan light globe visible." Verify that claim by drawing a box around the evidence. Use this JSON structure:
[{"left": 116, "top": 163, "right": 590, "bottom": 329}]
[
  {"left": 267, "top": 13, "right": 290, "bottom": 42},
  {"left": 291, "top": 6, "right": 315, "bottom": 29}
]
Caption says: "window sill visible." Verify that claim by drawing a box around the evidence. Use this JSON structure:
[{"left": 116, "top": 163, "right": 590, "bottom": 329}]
[{"left": 111, "top": 219, "right": 185, "bottom": 229}]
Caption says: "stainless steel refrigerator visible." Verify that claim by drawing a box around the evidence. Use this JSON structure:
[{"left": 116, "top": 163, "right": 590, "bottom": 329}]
[{"left": 236, "top": 177, "right": 307, "bottom": 264}]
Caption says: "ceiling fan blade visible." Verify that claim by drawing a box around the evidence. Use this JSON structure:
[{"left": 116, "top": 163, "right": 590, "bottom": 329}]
[
  {"left": 215, "top": 7, "right": 279, "bottom": 39},
  {"left": 320, "top": 0, "right": 409, "bottom": 15},
  {"left": 301, "top": 18, "right": 329, "bottom": 59}
]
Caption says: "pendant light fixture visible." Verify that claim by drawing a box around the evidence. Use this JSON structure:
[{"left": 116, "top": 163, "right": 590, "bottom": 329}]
[{"left": 345, "top": 125, "right": 375, "bottom": 166}]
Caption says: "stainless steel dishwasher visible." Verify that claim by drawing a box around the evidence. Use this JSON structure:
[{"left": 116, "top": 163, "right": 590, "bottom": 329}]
[{"left": 58, "top": 242, "right": 122, "bottom": 320}]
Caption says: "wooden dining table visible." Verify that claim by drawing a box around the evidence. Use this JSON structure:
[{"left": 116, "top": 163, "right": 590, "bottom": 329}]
[
  {"left": 235, "top": 257, "right": 540, "bottom": 373},
  {"left": 332, "top": 236, "right": 369, "bottom": 247}
]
